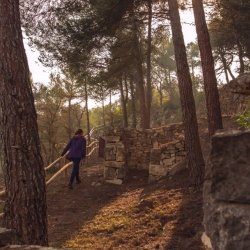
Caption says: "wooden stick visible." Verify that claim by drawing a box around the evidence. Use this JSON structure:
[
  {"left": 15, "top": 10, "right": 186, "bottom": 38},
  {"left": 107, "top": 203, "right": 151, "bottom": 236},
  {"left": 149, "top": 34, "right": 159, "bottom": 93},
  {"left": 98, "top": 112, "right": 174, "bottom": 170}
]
[
  {"left": 44, "top": 157, "right": 62, "bottom": 171},
  {"left": 46, "top": 162, "right": 72, "bottom": 186}
]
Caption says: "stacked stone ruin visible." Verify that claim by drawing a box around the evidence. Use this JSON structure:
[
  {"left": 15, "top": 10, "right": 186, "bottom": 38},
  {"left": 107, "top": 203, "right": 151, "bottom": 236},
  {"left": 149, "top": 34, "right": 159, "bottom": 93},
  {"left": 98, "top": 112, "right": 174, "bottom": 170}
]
[
  {"left": 203, "top": 129, "right": 250, "bottom": 250},
  {"left": 103, "top": 122, "right": 186, "bottom": 183}
]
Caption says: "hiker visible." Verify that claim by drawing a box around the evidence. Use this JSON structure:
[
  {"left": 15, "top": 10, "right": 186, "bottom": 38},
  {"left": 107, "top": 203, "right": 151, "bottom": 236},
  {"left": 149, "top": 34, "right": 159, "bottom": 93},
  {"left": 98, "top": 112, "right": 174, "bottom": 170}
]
[{"left": 60, "top": 128, "right": 86, "bottom": 189}]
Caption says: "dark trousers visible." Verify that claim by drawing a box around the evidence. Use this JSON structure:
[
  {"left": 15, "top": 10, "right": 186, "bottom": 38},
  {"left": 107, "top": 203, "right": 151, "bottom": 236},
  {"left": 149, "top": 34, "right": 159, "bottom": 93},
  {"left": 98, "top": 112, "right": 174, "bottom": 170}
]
[{"left": 70, "top": 158, "right": 81, "bottom": 183}]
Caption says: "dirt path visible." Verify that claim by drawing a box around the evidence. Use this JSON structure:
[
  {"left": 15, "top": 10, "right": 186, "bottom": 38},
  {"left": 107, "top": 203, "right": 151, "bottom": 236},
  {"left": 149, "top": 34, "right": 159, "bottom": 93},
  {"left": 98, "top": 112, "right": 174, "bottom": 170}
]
[{"left": 46, "top": 158, "right": 205, "bottom": 250}]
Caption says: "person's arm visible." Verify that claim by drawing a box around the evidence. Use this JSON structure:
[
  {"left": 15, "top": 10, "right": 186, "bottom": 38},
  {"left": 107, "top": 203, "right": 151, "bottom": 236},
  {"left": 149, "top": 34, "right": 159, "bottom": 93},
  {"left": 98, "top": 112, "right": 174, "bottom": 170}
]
[{"left": 60, "top": 139, "right": 72, "bottom": 157}]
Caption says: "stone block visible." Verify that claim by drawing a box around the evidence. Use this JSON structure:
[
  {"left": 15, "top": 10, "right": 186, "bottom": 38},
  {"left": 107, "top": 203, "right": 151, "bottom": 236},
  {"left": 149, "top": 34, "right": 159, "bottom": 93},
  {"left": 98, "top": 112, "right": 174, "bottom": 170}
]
[
  {"left": 117, "top": 167, "right": 126, "bottom": 179},
  {"left": 162, "top": 158, "right": 175, "bottom": 166},
  {"left": 176, "top": 151, "right": 186, "bottom": 156},
  {"left": 105, "top": 179, "right": 123, "bottom": 185},
  {"left": 104, "top": 167, "right": 117, "bottom": 180},
  {"left": 149, "top": 164, "right": 168, "bottom": 176},
  {"left": 150, "top": 148, "right": 161, "bottom": 164},
  {"left": 167, "top": 144, "right": 175, "bottom": 150},
  {"left": 203, "top": 181, "right": 250, "bottom": 250},
  {"left": 152, "top": 139, "right": 159, "bottom": 148},
  {"left": 176, "top": 155, "right": 184, "bottom": 162},
  {"left": 104, "top": 161, "right": 125, "bottom": 169},
  {"left": 116, "top": 146, "right": 125, "bottom": 162},
  {"left": 175, "top": 142, "right": 184, "bottom": 150},
  {"left": 168, "top": 162, "right": 186, "bottom": 176},
  {"left": 158, "top": 138, "right": 168, "bottom": 144},
  {"left": 209, "top": 130, "right": 250, "bottom": 203},
  {"left": 104, "top": 144, "right": 116, "bottom": 161}
]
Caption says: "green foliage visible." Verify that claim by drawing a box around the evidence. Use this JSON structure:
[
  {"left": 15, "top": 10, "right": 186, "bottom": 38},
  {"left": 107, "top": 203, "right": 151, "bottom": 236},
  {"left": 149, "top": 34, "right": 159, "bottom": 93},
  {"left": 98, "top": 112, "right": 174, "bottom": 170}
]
[
  {"left": 234, "top": 100, "right": 250, "bottom": 128},
  {"left": 235, "top": 112, "right": 250, "bottom": 129},
  {"left": 162, "top": 98, "right": 181, "bottom": 111}
]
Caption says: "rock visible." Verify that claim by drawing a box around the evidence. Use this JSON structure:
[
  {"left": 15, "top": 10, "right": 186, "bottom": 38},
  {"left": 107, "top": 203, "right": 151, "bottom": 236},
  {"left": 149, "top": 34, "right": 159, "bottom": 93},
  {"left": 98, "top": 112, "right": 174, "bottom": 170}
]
[
  {"left": 149, "top": 164, "right": 168, "bottom": 176},
  {"left": 105, "top": 179, "right": 123, "bottom": 185},
  {"left": 201, "top": 232, "right": 213, "bottom": 250},
  {"left": 104, "top": 161, "right": 125, "bottom": 169},
  {"left": 0, "top": 228, "right": 16, "bottom": 246},
  {"left": 203, "top": 129, "right": 250, "bottom": 250},
  {"left": 210, "top": 129, "right": 250, "bottom": 203},
  {"left": 104, "top": 167, "right": 117, "bottom": 180}
]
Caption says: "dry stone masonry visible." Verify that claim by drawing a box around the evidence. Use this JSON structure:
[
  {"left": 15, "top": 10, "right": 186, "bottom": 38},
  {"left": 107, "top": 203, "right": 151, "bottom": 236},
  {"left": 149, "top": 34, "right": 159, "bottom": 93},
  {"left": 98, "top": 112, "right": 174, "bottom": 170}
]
[
  {"left": 103, "top": 123, "right": 186, "bottom": 183},
  {"left": 103, "top": 136, "right": 126, "bottom": 184},
  {"left": 149, "top": 139, "right": 186, "bottom": 183},
  {"left": 203, "top": 129, "right": 250, "bottom": 250}
]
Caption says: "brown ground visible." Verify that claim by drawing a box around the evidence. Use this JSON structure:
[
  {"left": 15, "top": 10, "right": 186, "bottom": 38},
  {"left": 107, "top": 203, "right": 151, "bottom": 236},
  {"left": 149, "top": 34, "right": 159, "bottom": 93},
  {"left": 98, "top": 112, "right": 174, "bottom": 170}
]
[{"left": 46, "top": 157, "right": 205, "bottom": 250}]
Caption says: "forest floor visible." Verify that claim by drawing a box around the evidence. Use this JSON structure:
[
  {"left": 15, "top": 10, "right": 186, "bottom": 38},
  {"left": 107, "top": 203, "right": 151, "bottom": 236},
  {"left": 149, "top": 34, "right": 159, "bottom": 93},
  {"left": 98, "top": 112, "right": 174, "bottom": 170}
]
[{"left": 46, "top": 156, "right": 205, "bottom": 250}]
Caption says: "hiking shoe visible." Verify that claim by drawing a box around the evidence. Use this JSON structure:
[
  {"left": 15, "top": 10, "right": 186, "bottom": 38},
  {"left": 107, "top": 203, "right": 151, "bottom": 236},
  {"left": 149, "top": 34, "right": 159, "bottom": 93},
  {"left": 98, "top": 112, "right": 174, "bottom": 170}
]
[
  {"left": 68, "top": 183, "right": 73, "bottom": 189},
  {"left": 76, "top": 180, "right": 81, "bottom": 184}
]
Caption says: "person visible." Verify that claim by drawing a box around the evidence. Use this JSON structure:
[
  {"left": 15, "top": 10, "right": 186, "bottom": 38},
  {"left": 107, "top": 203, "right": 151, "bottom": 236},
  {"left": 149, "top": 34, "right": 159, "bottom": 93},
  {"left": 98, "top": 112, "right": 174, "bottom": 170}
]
[{"left": 60, "top": 128, "right": 86, "bottom": 189}]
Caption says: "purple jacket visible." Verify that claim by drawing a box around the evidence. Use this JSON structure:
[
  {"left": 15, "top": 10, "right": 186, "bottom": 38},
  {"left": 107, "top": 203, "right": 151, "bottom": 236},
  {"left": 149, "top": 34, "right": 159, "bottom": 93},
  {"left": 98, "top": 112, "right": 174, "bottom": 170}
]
[{"left": 61, "top": 135, "right": 86, "bottom": 160}]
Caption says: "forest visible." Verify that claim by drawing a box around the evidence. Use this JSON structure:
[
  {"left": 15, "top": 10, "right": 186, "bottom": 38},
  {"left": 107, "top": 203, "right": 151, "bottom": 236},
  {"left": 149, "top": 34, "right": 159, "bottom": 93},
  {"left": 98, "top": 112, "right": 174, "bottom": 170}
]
[
  {"left": 0, "top": 0, "right": 250, "bottom": 247},
  {"left": 22, "top": 0, "right": 250, "bottom": 166}
]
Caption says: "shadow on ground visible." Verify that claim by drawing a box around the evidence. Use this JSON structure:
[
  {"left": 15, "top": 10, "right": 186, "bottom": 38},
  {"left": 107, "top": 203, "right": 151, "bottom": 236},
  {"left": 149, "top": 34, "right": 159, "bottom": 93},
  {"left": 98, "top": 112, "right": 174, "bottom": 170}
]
[{"left": 46, "top": 157, "right": 204, "bottom": 250}]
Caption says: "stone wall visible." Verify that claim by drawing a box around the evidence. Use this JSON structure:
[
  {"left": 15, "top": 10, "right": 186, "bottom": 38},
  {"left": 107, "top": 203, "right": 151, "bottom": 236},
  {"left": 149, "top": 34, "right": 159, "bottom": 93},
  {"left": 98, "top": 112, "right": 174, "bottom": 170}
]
[
  {"left": 149, "top": 139, "right": 186, "bottom": 183},
  {"left": 203, "top": 129, "right": 250, "bottom": 250},
  {"left": 112, "top": 123, "right": 183, "bottom": 169},
  {"left": 103, "top": 123, "right": 186, "bottom": 182},
  {"left": 103, "top": 136, "right": 126, "bottom": 184}
]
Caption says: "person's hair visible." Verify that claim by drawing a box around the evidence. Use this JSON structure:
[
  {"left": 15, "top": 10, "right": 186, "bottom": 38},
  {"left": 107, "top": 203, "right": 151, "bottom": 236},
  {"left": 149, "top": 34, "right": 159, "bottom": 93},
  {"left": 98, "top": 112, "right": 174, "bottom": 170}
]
[{"left": 74, "top": 129, "right": 83, "bottom": 136}]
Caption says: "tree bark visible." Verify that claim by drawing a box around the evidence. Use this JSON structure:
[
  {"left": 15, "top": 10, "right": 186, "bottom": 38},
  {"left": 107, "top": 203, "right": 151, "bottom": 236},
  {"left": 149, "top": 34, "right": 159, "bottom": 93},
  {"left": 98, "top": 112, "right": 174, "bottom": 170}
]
[
  {"left": 146, "top": 0, "right": 152, "bottom": 128},
  {"left": 84, "top": 80, "right": 91, "bottom": 143},
  {"left": 0, "top": 0, "right": 48, "bottom": 245},
  {"left": 168, "top": 0, "right": 205, "bottom": 186},
  {"left": 192, "top": 0, "right": 223, "bottom": 139},
  {"left": 129, "top": 77, "right": 137, "bottom": 128},
  {"left": 131, "top": 13, "right": 147, "bottom": 128},
  {"left": 119, "top": 77, "right": 128, "bottom": 128}
]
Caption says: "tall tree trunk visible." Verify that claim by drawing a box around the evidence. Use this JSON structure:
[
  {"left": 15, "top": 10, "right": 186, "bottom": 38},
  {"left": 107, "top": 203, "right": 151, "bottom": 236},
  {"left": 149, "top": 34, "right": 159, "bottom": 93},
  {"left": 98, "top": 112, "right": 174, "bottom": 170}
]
[
  {"left": 146, "top": 0, "right": 152, "bottom": 128},
  {"left": 168, "top": 0, "right": 205, "bottom": 186},
  {"left": 68, "top": 98, "right": 72, "bottom": 139},
  {"left": 84, "top": 80, "right": 91, "bottom": 143},
  {"left": 0, "top": 1, "right": 48, "bottom": 245},
  {"left": 102, "top": 98, "right": 106, "bottom": 127},
  {"left": 119, "top": 77, "right": 128, "bottom": 128},
  {"left": 131, "top": 13, "right": 147, "bottom": 128},
  {"left": 192, "top": 0, "right": 223, "bottom": 139},
  {"left": 124, "top": 73, "right": 129, "bottom": 103},
  {"left": 129, "top": 77, "right": 137, "bottom": 128},
  {"left": 109, "top": 90, "right": 113, "bottom": 127},
  {"left": 235, "top": 35, "right": 244, "bottom": 74}
]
